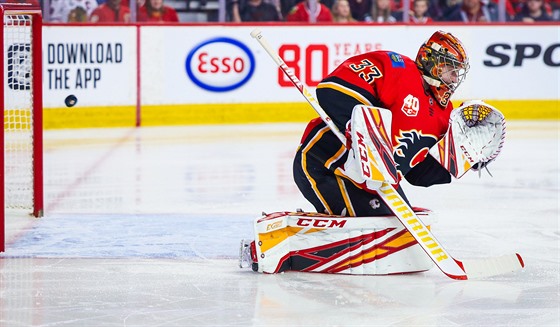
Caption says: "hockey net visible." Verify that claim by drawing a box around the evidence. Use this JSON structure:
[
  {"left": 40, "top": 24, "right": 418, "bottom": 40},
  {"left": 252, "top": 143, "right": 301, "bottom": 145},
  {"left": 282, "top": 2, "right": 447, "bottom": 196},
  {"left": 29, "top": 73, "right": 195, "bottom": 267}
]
[{"left": 0, "top": 3, "right": 43, "bottom": 252}]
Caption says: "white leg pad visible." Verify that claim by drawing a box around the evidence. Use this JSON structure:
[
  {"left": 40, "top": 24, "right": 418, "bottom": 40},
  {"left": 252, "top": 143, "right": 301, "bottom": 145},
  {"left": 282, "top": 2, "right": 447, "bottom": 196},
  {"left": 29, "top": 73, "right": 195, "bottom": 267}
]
[{"left": 252, "top": 211, "right": 434, "bottom": 275}]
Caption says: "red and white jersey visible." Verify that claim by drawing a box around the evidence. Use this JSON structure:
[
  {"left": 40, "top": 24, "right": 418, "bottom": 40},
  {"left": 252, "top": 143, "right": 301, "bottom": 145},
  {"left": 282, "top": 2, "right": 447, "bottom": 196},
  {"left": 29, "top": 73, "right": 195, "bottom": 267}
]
[
  {"left": 137, "top": 5, "right": 179, "bottom": 22},
  {"left": 313, "top": 50, "right": 454, "bottom": 180},
  {"left": 89, "top": 3, "right": 130, "bottom": 22},
  {"left": 285, "top": 2, "right": 333, "bottom": 22}
]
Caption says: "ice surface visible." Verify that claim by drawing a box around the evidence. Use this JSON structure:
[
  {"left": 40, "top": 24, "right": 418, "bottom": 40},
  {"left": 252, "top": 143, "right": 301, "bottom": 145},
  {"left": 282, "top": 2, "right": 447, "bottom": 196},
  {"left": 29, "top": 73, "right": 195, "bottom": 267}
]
[{"left": 1, "top": 121, "right": 558, "bottom": 326}]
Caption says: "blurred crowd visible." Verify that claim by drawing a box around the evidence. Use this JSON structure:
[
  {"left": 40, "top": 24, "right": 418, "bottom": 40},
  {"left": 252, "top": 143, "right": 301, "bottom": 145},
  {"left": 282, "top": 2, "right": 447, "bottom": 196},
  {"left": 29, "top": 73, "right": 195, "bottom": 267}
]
[
  {"left": 2, "top": 0, "right": 558, "bottom": 22},
  {"left": 233, "top": 0, "right": 559, "bottom": 22},
  {"left": 45, "top": 0, "right": 179, "bottom": 22}
]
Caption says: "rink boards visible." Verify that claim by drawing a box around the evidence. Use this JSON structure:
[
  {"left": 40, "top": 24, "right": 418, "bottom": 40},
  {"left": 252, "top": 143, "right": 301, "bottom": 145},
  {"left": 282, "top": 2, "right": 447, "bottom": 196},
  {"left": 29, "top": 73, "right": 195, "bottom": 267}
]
[{"left": 38, "top": 24, "right": 559, "bottom": 128}]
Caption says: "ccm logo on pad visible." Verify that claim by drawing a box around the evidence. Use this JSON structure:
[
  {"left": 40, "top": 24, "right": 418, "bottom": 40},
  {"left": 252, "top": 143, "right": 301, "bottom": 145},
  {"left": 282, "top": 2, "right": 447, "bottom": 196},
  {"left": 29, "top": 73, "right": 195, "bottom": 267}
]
[
  {"left": 185, "top": 37, "right": 255, "bottom": 92},
  {"left": 296, "top": 218, "right": 347, "bottom": 228}
]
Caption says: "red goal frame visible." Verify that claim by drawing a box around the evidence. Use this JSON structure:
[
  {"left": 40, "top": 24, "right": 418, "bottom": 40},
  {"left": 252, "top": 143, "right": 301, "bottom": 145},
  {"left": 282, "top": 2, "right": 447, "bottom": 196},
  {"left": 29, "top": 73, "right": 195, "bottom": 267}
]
[{"left": 0, "top": 3, "right": 43, "bottom": 252}]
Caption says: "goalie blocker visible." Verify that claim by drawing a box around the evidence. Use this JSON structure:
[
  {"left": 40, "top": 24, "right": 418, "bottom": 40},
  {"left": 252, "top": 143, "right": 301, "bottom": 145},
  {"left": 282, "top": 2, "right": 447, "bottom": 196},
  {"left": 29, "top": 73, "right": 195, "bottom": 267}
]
[{"left": 240, "top": 210, "right": 434, "bottom": 275}]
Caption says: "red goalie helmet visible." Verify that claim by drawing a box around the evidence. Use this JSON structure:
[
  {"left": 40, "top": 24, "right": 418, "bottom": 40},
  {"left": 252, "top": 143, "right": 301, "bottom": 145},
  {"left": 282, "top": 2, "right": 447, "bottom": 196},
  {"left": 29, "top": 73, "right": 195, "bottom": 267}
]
[{"left": 416, "top": 31, "right": 470, "bottom": 107}]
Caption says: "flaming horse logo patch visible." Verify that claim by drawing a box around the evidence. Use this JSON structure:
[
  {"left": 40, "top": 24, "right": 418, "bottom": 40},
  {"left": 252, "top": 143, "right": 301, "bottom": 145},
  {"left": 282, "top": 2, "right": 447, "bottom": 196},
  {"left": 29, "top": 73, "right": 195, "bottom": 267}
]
[{"left": 394, "top": 130, "right": 438, "bottom": 175}]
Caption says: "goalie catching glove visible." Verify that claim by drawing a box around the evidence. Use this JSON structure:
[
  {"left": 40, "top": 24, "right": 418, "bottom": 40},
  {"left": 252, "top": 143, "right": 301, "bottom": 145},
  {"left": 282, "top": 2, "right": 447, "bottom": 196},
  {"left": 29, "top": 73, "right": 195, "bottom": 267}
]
[
  {"left": 429, "top": 100, "right": 506, "bottom": 178},
  {"left": 455, "top": 100, "right": 506, "bottom": 173}
]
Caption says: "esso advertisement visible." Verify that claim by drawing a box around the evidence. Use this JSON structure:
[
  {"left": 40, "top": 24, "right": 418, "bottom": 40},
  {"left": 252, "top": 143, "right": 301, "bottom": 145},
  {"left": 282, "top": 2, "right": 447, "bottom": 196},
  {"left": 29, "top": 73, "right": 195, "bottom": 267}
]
[{"left": 185, "top": 37, "right": 255, "bottom": 92}]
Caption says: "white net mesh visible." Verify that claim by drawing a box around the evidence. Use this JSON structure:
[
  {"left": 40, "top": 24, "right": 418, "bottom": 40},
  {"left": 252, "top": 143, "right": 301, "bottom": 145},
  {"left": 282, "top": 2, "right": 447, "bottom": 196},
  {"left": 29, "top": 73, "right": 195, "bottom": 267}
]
[{"left": 4, "top": 14, "right": 35, "bottom": 210}]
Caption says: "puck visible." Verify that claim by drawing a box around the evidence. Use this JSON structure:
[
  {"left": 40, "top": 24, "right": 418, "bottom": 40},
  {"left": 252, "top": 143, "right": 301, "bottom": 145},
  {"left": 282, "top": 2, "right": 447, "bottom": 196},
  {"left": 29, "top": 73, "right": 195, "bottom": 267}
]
[{"left": 65, "top": 95, "right": 77, "bottom": 107}]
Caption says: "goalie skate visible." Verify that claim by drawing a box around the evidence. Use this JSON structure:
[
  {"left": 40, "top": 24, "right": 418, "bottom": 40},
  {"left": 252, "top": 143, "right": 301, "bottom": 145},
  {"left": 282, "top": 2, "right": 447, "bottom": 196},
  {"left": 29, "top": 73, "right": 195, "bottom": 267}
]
[{"left": 239, "top": 239, "right": 258, "bottom": 271}]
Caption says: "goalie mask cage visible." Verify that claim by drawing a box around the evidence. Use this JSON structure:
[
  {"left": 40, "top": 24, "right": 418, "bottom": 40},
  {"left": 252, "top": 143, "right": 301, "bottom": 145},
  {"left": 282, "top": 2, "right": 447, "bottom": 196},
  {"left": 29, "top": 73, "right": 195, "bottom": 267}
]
[{"left": 0, "top": 3, "right": 43, "bottom": 253}]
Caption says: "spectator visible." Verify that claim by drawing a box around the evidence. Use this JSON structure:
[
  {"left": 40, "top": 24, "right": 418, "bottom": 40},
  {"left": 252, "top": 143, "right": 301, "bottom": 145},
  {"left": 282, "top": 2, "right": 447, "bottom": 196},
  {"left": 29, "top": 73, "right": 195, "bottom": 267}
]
[
  {"left": 331, "top": 0, "right": 357, "bottom": 21},
  {"left": 494, "top": 0, "right": 519, "bottom": 19},
  {"left": 67, "top": 6, "right": 89, "bottom": 22},
  {"left": 513, "top": 0, "right": 553, "bottom": 21},
  {"left": 506, "top": 0, "right": 556, "bottom": 18},
  {"left": 89, "top": 0, "right": 131, "bottom": 22},
  {"left": 346, "top": 0, "right": 373, "bottom": 21},
  {"left": 269, "top": 0, "right": 283, "bottom": 17},
  {"left": 552, "top": 0, "right": 560, "bottom": 19},
  {"left": 285, "top": 0, "right": 333, "bottom": 21},
  {"left": 49, "top": 0, "right": 67, "bottom": 22},
  {"left": 137, "top": 0, "right": 179, "bottom": 22},
  {"left": 365, "top": 0, "right": 397, "bottom": 22},
  {"left": 409, "top": 0, "right": 433, "bottom": 22},
  {"left": 442, "top": 0, "right": 499, "bottom": 22},
  {"left": 507, "top": 0, "right": 525, "bottom": 13},
  {"left": 428, "top": 0, "right": 460, "bottom": 20},
  {"left": 48, "top": 0, "right": 98, "bottom": 23},
  {"left": 279, "top": 0, "right": 300, "bottom": 18},
  {"left": 231, "top": 0, "right": 282, "bottom": 21},
  {"left": 278, "top": 0, "right": 335, "bottom": 17}
]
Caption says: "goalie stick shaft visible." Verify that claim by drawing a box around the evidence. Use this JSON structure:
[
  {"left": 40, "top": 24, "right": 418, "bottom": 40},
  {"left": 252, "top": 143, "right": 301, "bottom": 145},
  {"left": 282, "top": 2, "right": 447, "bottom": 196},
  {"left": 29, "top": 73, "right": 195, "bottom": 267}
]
[
  {"left": 250, "top": 29, "right": 346, "bottom": 145},
  {"left": 250, "top": 28, "right": 524, "bottom": 280}
]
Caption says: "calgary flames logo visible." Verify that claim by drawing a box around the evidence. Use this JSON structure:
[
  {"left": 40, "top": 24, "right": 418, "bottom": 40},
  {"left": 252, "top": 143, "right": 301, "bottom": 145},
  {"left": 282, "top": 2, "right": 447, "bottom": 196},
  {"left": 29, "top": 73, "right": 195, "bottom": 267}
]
[{"left": 394, "top": 130, "right": 437, "bottom": 175}]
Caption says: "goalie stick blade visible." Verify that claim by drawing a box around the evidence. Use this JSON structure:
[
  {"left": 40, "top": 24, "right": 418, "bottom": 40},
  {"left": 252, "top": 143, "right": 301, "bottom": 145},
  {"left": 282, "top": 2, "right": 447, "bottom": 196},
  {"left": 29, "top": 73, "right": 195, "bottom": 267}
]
[
  {"left": 458, "top": 253, "right": 525, "bottom": 280},
  {"left": 378, "top": 183, "right": 524, "bottom": 280}
]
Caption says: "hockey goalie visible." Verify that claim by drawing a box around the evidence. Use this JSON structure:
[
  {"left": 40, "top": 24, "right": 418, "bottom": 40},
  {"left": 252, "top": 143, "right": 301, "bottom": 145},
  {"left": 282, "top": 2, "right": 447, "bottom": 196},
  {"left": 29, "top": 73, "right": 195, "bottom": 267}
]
[{"left": 241, "top": 31, "right": 506, "bottom": 276}]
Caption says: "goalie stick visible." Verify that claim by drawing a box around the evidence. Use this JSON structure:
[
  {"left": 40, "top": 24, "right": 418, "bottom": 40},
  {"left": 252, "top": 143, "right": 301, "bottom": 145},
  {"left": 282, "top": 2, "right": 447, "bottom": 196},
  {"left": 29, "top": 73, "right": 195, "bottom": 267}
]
[{"left": 250, "top": 28, "right": 524, "bottom": 280}]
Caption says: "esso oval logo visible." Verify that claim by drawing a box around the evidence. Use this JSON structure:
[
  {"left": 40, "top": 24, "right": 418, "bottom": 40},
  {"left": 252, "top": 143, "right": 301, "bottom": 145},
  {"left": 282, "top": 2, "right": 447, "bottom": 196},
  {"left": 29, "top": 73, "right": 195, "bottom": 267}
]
[{"left": 185, "top": 37, "right": 255, "bottom": 92}]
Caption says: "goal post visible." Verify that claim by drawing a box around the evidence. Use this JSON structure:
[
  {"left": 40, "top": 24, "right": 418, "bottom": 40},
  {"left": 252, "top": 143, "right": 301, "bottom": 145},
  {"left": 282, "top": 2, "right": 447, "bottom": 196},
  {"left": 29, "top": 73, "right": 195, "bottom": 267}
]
[{"left": 0, "top": 3, "right": 43, "bottom": 253}]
